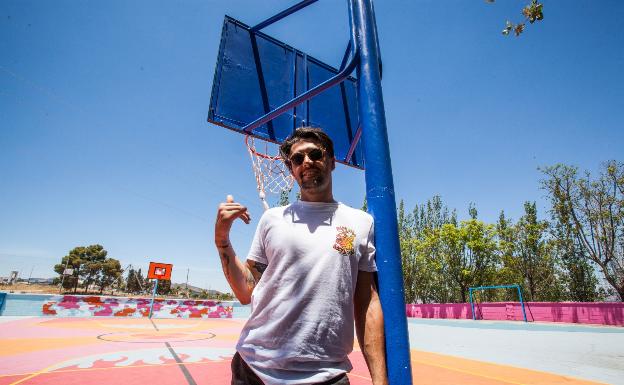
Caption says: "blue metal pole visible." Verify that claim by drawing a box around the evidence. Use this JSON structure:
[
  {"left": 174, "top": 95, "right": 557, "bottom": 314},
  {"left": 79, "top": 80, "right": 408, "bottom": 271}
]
[
  {"left": 517, "top": 285, "right": 528, "bottom": 322},
  {"left": 251, "top": 0, "right": 319, "bottom": 32},
  {"left": 351, "top": 1, "right": 412, "bottom": 384},
  {"left": 149, "top": 279, "right": 159, "bottom": 319},
  {"left": 470, "top": 288, "right": 476, "bottom": 321}
]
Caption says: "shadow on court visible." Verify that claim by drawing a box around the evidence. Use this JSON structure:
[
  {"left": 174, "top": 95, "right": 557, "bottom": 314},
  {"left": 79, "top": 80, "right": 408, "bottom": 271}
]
[{"left": 0, "top": 317, "right": 613, "bottom": 385}]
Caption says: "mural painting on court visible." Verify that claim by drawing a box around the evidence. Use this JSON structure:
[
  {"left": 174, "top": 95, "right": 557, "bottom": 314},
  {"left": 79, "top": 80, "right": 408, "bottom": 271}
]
[{"left": 41, "top": 295, "right": 233, "bottom": 318}]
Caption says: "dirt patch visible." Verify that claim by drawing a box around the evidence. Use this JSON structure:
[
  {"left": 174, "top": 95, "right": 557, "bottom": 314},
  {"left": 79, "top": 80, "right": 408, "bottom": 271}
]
[{"left": 1, "top": 283, "right": 61, "bottom": 294}]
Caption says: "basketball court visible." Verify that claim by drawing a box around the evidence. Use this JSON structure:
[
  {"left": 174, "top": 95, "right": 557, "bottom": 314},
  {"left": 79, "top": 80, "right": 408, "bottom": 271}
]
[
  {"left": 2, "top": 2, "right": 621, "bottom": 385},
  {"left": 1, "top": 316, "right": 620, "bottom": 385}
]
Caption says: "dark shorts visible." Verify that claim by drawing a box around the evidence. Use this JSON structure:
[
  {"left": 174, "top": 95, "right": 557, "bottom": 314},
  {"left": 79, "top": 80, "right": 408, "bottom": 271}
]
[{"left": 231, "top": 353, "right": 350, "bottom": 385}]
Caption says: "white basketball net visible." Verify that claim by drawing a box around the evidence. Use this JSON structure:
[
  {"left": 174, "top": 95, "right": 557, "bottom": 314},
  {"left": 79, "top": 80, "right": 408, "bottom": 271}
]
[{"left": 246, "top": 136, "right": 294, "bottom": 210}]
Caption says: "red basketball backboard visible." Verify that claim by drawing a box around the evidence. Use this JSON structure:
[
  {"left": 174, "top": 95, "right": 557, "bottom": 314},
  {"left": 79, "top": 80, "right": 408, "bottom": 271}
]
[{"left": 147, "top": 262, "right": 172, "bottom": 280}]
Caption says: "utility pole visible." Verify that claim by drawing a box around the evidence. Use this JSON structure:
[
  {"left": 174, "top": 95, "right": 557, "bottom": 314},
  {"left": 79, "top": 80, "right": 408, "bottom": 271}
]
[
  {"left": 185, "top": 268, "right": 189, "bottom": 298},
  {"left": 27, "top": 265, "right": 34, "bottom": 284}
]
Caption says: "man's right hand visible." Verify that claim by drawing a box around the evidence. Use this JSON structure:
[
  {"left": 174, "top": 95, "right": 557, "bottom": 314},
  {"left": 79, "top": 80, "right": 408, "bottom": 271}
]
[{"left": 215, "top": 195, "right": 251, "bottom": 247}]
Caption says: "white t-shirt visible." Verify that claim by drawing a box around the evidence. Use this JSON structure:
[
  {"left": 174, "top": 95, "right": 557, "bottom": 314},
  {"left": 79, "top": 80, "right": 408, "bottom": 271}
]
[{"left": 236, "top": 200, "right": 377, "bottom": 385}]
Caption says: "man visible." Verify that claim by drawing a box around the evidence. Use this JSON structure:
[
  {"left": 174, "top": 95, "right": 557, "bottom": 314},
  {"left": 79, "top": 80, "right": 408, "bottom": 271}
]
[{"left": 215, "top": 127, "right": 387, "bottom": 385}]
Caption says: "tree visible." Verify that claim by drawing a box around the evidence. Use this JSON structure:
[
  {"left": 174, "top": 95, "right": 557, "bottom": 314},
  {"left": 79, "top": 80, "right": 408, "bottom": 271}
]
[
  {"left": 407, "top": 199, "right": 498, "bottom": 304},
  {"left": 398, "top": 200, "right": 417, "bottom": 303},
  {"left": 541, "top": 162, "right": 624, "bottom": 301},
  {"left": 169, "top": 284, "right": 181, "bottom": 297},
  {"left": 512, "top": 202, "right": 564, "bottom": 301},
  {"left": 156, "top": 279, "right": 172, "bottom": 295},
  {"left": 400, "top": 196, "right": 457, "bottom": 303},
  {"left": 98, "top": 258, "right": 122, "bottom": 294},
  {"left": 551, "top": 217, "right": 600, "bottom": 301},
  {"left": 488, "top": 0, "right": 544, "bottom": 37},
  {"left": 126, "top": 268, "right": 146, "bottom": 294},
  {"left": 54, "top": 251, "right": 81, "bottom": 292},
  {"left": 495, "top": 211, "right": 524, "bottom": 293},
  {"left": 277, "top": 189, "right": 291, "bottom": 207},
  {"left": 81, "top": 245, "right": 108, "bottom": 292},
  {"left": 433, "top": 219, "right": 499, "bottom": 302},
  {"left": 414, "top": 230, "right": 453, "bottom": 303},
  {"left": 468, "top": 203, "right": 478, "bottom": 220},
  {"left": 54, "top": 245, "right": 108, "bottom": 293},
  {"left": 413, "top": 195, "right": 457, "bottom": 233},
  {"left": 218, "top": 292, "right": 235, "bottom": 301}
]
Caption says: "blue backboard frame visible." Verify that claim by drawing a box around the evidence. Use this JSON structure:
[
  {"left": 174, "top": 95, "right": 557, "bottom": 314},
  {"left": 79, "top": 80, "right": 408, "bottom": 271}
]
[{"left": 208, "top": 16, "right": 364, "bottom": 169}]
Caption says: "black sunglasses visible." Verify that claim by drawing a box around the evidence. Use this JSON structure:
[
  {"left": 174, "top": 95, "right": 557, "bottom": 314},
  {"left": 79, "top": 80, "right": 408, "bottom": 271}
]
[{"left": 288, "top": 148, "right": 325, "bottom": 166}]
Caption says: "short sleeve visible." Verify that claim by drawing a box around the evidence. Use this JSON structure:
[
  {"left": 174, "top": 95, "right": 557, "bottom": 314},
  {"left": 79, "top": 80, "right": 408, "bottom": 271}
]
[
  {"left": 358, "top": 218, "right": 377, "bottom": 272},
  {"left": 247, "top": 212, "right": 268, "bottom": 264}
]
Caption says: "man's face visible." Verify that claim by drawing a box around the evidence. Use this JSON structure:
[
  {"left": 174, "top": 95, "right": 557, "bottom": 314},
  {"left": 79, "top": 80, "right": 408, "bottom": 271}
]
[{"left": 287, "top": 140, "right": 335, "bottom": 194}]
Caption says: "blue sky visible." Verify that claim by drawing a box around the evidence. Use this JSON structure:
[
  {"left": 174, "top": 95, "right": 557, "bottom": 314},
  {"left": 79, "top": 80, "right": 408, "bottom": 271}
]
[{"left": 1, "top": 1, "right": 622, "bottom": 292}]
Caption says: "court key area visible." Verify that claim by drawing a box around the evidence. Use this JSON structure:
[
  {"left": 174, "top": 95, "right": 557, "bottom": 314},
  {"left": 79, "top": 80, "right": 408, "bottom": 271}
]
[{"left": 1, "top": 316, "right": 622, "bottom": 385}]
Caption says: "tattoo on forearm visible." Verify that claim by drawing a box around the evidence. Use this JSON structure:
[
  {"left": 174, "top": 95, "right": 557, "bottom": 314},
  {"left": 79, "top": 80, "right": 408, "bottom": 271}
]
[
  {"left": 219, "top": 250, "right": 231, "bottom": 280},
  {"left": 217, "top": 244, "right": 267, "bottom": 297}
]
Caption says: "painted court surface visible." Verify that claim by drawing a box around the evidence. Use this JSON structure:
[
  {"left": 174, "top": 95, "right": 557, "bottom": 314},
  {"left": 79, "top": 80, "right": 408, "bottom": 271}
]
[{"left": 1, "top": 317, "right": 622, "bottom": 385}]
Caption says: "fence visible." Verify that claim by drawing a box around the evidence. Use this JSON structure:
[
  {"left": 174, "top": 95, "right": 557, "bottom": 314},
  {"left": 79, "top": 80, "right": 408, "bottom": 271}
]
[
  {"left": 406, "top": 302, "right": 624, "bottom": 326},
  {"left": 0, "top": 293, "right": 249, "bottom": 318}
]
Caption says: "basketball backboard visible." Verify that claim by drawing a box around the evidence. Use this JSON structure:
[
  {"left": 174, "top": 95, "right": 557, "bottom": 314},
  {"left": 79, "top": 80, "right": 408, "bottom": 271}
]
[
  {"left": 147, "top": 262, "right": 172, "bottom": 281},
  {"left": 208, "top": 16, "right": 364, "bottom": 169}
]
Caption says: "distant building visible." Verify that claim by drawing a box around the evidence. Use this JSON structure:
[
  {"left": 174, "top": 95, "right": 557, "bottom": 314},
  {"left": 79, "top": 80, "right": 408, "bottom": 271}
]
[
  {"left": 28, "top": 278, "right": 56, "bottom": 285},
  {"left": 0, "top": 272, "right": 20, "bottom": 285}
]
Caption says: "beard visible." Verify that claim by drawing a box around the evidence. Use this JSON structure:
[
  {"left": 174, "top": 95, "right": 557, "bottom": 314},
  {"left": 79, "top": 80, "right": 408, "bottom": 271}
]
[{"left": 299, "top": 169, "right": 327, "bottom": 190}]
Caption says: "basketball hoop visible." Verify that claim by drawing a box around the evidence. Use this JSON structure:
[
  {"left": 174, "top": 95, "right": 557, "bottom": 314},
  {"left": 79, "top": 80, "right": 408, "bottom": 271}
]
[{"left": 245, "top": 135, "right": 294, "bottom": 210}]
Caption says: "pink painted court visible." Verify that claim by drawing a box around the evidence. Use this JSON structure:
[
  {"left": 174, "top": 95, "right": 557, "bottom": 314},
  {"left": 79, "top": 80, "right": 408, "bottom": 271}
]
[{"left": 1, "top": 316, "right": 620, "bottom": 385}]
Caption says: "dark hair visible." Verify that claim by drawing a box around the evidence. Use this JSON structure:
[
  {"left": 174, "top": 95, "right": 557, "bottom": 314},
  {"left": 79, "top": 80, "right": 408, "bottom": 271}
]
[{"left": 279, "top": 127, "right": 335, "bottom": 161}]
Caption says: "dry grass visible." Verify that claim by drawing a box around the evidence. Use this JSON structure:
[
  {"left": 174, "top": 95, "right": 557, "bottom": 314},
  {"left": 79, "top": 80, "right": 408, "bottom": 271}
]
[{"left": 0, "top": 283, "right": 60, "bottom": 294}]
